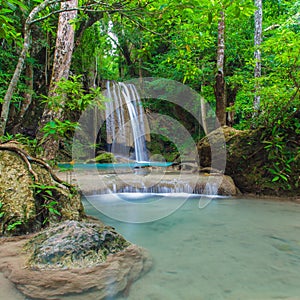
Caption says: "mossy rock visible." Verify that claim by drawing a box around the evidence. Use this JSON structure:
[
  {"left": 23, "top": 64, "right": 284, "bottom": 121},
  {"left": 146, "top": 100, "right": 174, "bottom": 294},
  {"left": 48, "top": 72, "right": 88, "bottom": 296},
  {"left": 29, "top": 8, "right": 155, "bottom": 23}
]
[
  {"left": 25, "top": 220, "right": 130, "bottom": 269},
  {"left": 95, "top": 152, "right": 116, "bottom": 163},
  {"left": 0, "top": 149, "right": 85, "bottom": 236},
  {"left": 85, "top": 152, "right": 116, "bottom": 164},
  {"left": 197, "top": 126, "right": 300, "bottom": 197}
]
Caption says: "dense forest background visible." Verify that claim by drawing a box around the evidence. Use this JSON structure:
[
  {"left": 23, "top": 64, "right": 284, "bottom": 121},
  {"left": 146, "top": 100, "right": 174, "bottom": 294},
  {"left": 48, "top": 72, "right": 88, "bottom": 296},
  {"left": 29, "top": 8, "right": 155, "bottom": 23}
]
[{"left": 0, "top": 0, "right": 299, "bottom": 193}]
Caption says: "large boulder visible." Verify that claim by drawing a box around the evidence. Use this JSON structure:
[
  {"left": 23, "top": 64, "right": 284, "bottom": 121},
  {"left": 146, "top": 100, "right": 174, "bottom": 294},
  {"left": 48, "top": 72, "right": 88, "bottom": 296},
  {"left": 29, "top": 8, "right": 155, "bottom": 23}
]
[
  {"left": 0, "top": 147, "right": 85, "bottom": 235},
  {"left": 198, "top": 126, "right": 300, "bottom": 196},
  {"left": 26, "top": 220, "right": 130, "bottom": 269},
  {"left": 0, "top": 220, "right": 152, "bottom": 299}
]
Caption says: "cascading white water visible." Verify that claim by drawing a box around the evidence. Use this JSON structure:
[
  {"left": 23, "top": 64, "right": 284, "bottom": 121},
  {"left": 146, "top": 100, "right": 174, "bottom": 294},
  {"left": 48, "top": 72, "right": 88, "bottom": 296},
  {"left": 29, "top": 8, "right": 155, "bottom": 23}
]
[{"left": 105, "top": 81, "right": 149, "bottom": 162}]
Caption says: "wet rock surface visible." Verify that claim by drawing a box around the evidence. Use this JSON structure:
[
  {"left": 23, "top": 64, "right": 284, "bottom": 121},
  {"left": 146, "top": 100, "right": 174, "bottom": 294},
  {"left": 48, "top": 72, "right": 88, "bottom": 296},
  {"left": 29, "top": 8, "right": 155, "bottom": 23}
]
[
  {"left": 26, "top": 220, "right": 130, "bottom": 269},
  {"left": 71, "top": 172, "right": 237, "bottom": 196},
  {"left": 0, "top": 220, "right": 152, "bottom": 299}
]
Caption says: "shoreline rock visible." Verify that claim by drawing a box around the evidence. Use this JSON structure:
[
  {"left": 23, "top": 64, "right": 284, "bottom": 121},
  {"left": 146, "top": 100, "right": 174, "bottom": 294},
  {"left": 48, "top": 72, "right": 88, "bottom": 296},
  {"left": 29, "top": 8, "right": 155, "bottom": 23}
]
[
  {"left": 197, "top": 126, "right": 300, "bottom": 197},
  {"left": 0, "top": 220, "right": 152, "bottom": 300}
]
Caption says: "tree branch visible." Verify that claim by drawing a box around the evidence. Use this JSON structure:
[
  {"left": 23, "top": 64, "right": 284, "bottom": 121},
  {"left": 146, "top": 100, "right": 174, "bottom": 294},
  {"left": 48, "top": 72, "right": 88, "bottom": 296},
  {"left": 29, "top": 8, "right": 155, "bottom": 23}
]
[{"left": 120, "top": 11, "right": 164, "bottom": 38}]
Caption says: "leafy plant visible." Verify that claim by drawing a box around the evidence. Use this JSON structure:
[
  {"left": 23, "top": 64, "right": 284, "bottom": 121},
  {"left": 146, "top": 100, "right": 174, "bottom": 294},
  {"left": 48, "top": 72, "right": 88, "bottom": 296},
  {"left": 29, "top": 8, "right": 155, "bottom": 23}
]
[
  {"left": 41, "top": 119, "right": 79, "bottom": 142},
  {"left": 42, "top": 201, "right": 60, "bottom": 217},
  {"left": 0, "top": 133, "right": 42, "bottom": 155},
  {"left": 41, "top": 75, "right": 104, "bottom": 112},
  {"left": 0, "top": 201, "right": 4, "bottom": 219},
  {"left": 7, "top": 220, "right": 23, "bottom": 232},
  {"left": 30, "top": 183, "right": 61, "bottom": 225},
  {"left": 262, "top": 124, "right": 298, "bottom": 189},
  {"left": 0, "top": 201, "right": 24, "bottom": 233}
]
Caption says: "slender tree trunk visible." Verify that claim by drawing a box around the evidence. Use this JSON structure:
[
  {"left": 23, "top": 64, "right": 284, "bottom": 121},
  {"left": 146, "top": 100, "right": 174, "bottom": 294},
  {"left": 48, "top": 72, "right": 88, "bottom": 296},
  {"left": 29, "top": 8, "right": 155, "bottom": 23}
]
[
  {"left": 0, "top": 23, "right": 31, "bottom": 136},
  {"left": 12, "top": 63, "right": 34, "bottom": 133},
  {"left": 214, "top": 10, "right": 226, "bottom": 126},
  {"left": 0, "top": 0, "right": 59, "bottom": 136},
  {"left": 200, "top": 96, "right": 208, "bottom": 134},
  {"left": 254, "top": 0, "right": 262, "bottom": 113},
  {"left": 37, "top": 0, "right": 78, "bottom": 160}
]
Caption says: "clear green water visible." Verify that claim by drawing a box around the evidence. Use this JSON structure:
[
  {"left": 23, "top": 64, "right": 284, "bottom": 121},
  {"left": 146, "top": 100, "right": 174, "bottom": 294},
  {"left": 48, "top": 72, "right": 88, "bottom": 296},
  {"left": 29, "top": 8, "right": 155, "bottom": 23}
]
[
  {"left": 1, "top": 195, "right": 300, "bottom": 300},
  {"left": 83, "top": 195, "right": 300, "bottom": 300}
]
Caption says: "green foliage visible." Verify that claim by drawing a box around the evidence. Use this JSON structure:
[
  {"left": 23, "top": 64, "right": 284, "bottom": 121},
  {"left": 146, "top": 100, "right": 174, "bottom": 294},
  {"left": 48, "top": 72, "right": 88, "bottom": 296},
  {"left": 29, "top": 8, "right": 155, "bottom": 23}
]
[
  {"left": 263, "top": 136, "right": 292, "bottom": 186},
  {"left": 31, "top": 183, "right": 61, "bottom": 225},
  {"left": 242, "top": 2, "right": 300, "bottom": 191},
  {"left": 0, "top": 133, "right": 41, "bottom": 154},
  {"left": 41, "top": 119, "right": 78, "bottom": 141},
  {"left": 0, "top": 0, "right": 26, "bottom": 43},
  {"left": 72, "top": 22, "right": 120, "bottom": 81},
  {"left": 0, "top": 202, "right": 4, "bottom": 219},
  {"left": 40, "top": 75, "right": 105, "bottom": 149},
  {"left": 42, "top": 75, "right": 104, "bottom": 112},
  {"left": 260, "top": 106, "right": 300, "bottom": 190},
  {"left": 7, "top": 220, "right": 23, "bottom": 231},
  {"left": 0, "top": 46, "right": 27, "bottom": 107}
]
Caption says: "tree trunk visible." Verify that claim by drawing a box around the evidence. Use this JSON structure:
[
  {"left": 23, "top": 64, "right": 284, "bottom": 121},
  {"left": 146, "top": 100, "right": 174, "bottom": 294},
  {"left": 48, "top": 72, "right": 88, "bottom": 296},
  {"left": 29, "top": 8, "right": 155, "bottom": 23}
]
[
  {"left": 0, "top": 23, "right": 31, "bottom": 136},
  {"left": 37, "top": 0, "right": 78, "bottom": 160},
  {"left": 12, "top": 63, "right": 34, "bottom": 133},
  {"left": 0, "top": 0, "right": 59, "bottom": 136},
  {"left": 254, "top": 0, "right": 262, "bottom": 113},
  {"left": 214, "top": 10, "right": 226, "bottom": 126}
]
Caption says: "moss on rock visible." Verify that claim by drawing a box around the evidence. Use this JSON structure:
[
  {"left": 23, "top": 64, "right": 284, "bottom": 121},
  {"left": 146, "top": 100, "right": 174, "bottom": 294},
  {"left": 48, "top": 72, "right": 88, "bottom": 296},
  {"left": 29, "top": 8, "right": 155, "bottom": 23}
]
[
  {"left": 0, "top": 148, "right": 85, "bottom": 236},
  {"left": 25, "top": 220, "right": 130, "bottom": 269},
  {"left": 197, "top": 126, "right": 300, "bottom": 197},
  {"left": 95, "top": 152, "right": 116, "bottom": 163}
]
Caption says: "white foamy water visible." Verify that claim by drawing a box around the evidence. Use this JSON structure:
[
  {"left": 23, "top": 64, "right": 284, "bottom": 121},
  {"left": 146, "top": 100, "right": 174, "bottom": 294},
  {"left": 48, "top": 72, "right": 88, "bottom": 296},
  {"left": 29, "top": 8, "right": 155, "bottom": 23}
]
[{"left": 1, "top": 196, "right": 300, "bottom": 300}]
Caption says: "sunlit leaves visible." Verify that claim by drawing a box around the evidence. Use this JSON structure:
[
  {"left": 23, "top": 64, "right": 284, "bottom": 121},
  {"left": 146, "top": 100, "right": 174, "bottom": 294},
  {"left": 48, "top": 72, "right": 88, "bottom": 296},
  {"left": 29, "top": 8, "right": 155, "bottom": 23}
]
[{"left": 0, "top": 0, "right": 26, "bottom": 42}]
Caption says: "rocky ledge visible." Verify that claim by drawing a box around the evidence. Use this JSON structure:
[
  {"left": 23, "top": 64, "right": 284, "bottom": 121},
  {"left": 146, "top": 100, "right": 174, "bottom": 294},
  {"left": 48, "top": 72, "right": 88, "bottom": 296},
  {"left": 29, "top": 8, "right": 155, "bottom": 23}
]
[
  {"left": 71, "top": 172, "right": 237, "bottom": 196},
  {"left": 0, "top": 220, "right": 152, "bottom": 299}
]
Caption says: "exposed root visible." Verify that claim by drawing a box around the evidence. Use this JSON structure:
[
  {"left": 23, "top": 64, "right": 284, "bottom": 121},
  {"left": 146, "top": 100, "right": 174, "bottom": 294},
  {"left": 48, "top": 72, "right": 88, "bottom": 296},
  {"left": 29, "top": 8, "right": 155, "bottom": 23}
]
[
  {"left": 0, "top": 142, "right": 71, "bottom": 188},
  {"left": 0, "top": 142, "right": 39, "bottom": 182},
  {"left": 28, "top": 156, "right": 70, "bottom": 186},
  {"left": 18, "top": 150, "right": 39, "bottom": 181}
]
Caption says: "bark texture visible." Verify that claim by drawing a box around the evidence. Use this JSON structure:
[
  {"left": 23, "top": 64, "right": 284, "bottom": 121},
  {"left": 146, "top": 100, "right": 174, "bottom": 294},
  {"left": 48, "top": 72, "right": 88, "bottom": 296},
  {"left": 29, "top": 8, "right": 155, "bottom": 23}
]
[
  {"left": 254, "top": 0, "right": 263, "bottom": 112},
  {"left": 214, "top": 11, "right": 226, "bottom": 126},
  {"left": 38, "top": 0, "right": 78, "bottom": 160}
]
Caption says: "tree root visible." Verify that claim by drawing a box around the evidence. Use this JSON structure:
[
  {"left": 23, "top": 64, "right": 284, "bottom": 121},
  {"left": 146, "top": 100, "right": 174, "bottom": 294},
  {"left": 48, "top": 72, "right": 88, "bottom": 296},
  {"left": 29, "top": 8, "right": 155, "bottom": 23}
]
[{"left": 0, "top": 141, "right": 72, "bottom": 188}]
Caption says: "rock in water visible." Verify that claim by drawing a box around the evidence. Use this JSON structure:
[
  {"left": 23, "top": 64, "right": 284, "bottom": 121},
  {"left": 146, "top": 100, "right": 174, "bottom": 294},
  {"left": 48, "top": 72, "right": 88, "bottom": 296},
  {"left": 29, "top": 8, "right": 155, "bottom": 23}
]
[
  {"left": 26, "top": 220, "right": 131, "bottom": 269},
  {"left": 0, "top": 220, "right": 152, "bottom": 299}
]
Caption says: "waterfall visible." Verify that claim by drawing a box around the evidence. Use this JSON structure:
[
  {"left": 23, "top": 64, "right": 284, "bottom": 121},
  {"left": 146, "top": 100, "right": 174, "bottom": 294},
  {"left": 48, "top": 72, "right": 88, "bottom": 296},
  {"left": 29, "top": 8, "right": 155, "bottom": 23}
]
[{"left": 105, "top": 81, "right": 149, "bottom": 162}]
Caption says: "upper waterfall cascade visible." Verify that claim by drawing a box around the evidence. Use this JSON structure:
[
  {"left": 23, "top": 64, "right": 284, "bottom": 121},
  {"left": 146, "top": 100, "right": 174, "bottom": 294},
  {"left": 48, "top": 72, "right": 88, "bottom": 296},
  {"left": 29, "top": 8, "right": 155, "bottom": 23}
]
[{"left": 105, "top": 82, "right": 149, "bottom": 162}]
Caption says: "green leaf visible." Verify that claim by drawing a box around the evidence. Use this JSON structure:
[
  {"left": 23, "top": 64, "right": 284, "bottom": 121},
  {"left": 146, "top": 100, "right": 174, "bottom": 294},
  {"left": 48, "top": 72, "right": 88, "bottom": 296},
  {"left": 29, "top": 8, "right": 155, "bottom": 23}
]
[
  {"left": 7, "top": 221, "right": 22, "bottom": 231},
  {"left": 208, "top": 12, "right": 213, "bottom": 24},
  {"left": 279, "top": 174, "right": 288, "bottom": 181},
  {"left": 272, "top": 176, "right": 280, "bottom": 182}
]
